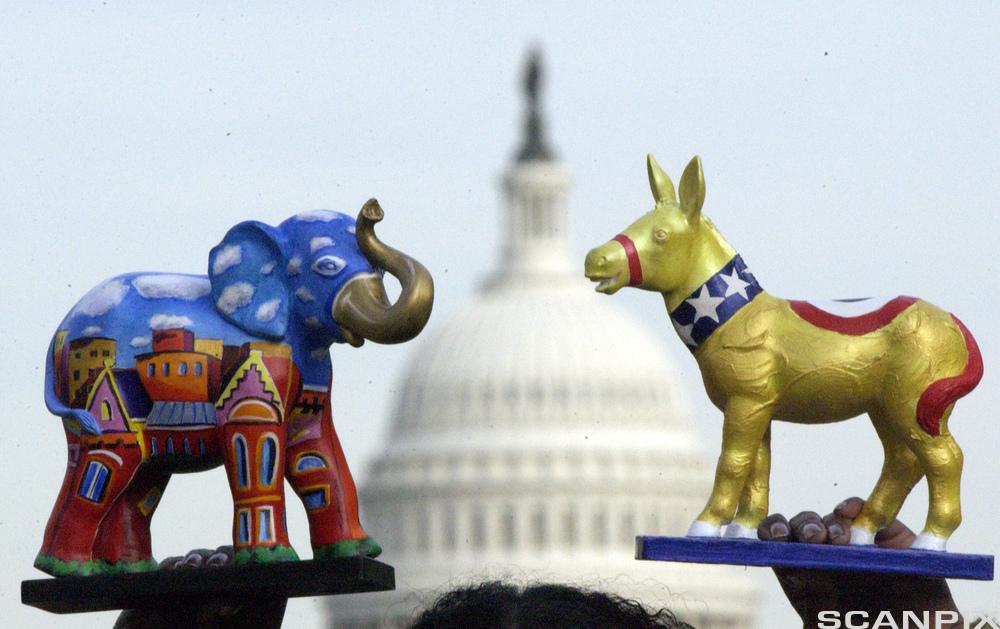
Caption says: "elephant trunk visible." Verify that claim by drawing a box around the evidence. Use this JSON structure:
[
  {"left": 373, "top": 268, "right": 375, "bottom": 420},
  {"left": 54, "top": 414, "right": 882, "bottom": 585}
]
[{"left": 332, "top": 199, "right": 434, "bottom": 345}]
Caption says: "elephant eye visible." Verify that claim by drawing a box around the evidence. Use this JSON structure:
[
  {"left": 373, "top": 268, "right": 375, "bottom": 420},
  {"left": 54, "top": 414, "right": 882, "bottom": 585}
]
[{"left": 312, "top": 255, "right": 346, "bottom": 277}]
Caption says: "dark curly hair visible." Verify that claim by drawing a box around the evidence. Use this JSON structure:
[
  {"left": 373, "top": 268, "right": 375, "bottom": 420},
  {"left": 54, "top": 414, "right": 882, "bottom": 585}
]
[{"left": 409, "top": 581, "right": 696, "bottom": 629}]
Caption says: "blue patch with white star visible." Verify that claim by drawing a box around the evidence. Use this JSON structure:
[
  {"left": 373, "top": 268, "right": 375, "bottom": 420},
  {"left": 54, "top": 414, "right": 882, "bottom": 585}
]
[{"left": 669, "top": 255, "right": 762, "bottom": 352}]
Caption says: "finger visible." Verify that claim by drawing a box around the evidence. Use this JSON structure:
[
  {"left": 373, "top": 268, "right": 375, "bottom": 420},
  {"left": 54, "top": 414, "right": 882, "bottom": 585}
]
[
  {"left": 758, "top": 513, "right": 791, "bottom": 541},
  {"left": 822, "top": 512, "right": 852, "bottom": 545},
  {"left": 833, "top": 497, "right": 866, "bottom": 520},
  {"left": 875, "top": 519, "right": 917, "bottom": 549},
  {"left": 789, "top": 511, "right": 827, "bottom": 544}
]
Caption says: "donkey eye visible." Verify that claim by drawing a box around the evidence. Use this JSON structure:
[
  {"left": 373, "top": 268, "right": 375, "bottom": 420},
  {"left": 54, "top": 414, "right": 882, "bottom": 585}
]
[
  {"left": 654, "top": 229, "right": 669, "bottom": 242},
  {"left": 312, "top": 255, "right": 346, "bottom": 277}
]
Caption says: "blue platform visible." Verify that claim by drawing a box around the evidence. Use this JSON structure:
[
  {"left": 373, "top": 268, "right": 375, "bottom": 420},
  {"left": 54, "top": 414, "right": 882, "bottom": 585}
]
[{"left": 636, "top": 536, "right": 994, "bottom": 581}]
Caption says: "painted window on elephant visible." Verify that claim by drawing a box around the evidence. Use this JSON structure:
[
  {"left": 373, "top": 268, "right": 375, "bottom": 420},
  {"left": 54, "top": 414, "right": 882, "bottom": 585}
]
[
  {"left": 294, "top": 453, "right": 328, "bottom": 473},
  {"left": 234, "top": 435, "right": 249, "bottom": 488},
  {"left": 258, "top": 434, "right": 278, "bottom": 487},
  {"left": 301, "top": 487, "right": 328, "bottom": 512},
  {"left": 147, "top": 363, "right": 155, "bottom": 377},
  {"left": 237, "top": 508, "right": 250, "bottom": 544},
  {"left": 178, "top": 362, "right": 188, "bottom": 376},
  {"left": 194, "top": 362, "right": 202, "bottom": 376},
  {"left": 138, "top": 487, "right": 163, "bottom": 517},
  {"left": 100, "top": 400, "right": 112, "bottom": 422},
  {"left": 257, "top": 507, "right": 274, "bottom": 542},
  {"left": 77, "top": 461, "right": 110, "bottom": 503}
]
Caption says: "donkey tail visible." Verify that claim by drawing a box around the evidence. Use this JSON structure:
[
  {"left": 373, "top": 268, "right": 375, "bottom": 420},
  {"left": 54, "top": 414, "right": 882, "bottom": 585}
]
[{"left": 916, "top": 315, "right": 983, "bottom": 437}]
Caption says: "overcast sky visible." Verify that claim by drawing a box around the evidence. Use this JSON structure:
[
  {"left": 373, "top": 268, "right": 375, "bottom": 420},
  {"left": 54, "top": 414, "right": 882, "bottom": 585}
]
[{"left": 2, "top": 3, "right": 998, "bottom": 627}]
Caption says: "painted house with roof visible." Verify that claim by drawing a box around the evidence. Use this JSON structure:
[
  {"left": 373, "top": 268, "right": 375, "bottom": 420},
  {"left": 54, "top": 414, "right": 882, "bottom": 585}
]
[
  {"left": 214, "top": 348, "right": 295, "bottom": 549},
  {"left": 84, "top": 367, "right": 152, "bottom": 435}
]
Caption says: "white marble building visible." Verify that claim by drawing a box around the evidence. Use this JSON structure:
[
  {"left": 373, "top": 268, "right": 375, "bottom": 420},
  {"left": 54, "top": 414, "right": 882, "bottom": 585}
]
[{"left": 331, "top": 54, "right": 759, "bottom": 629}]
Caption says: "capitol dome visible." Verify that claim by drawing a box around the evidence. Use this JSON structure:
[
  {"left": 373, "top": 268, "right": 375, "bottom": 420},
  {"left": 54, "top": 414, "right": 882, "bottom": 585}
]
[{"left": 331, "top": 54, "right": 759, "bottom": 628}]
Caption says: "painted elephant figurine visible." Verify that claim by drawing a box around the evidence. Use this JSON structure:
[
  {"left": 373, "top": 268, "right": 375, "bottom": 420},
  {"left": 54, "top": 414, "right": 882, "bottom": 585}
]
[{"left": 37, "top": 199, "right": 433, "bottom": 576}]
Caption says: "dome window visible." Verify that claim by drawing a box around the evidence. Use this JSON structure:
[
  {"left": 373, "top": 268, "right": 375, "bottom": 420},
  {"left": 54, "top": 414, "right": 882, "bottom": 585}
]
[{"left": 500, "top": 505, "right": 517, "bottom": 548}]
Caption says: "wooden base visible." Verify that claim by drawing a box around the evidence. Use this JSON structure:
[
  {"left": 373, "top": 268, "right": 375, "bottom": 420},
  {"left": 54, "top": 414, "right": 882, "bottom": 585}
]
[
  {"left": 636, "top": 536, "right": 994, "bottom": 581},
  {"left": 22, "top": 557, "right": 394, "bottom": 620}
]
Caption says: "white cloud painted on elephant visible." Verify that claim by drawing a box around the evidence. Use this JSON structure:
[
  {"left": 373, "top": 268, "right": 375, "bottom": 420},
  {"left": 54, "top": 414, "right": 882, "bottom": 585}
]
[
  {"left": 81, "top": 325, "right": 102, "bottom": 336},
  {"left": 212, "top": 244, "right": 242, "bottom": 275},
  {"left": 295, "top": 287, "right": 316, "bottom": 303},
  {"left": 294, "top": 209, "right": 344, "bottom": 223},
  {"left": 255, "top": 298, "right": 281, "bottom": 322},
  {"left": 286, "top": 257, "right": 302, "bottom": 276},
  {"left": 149, "top": 314, "right": 194, "bottom": 330},
  {"left": 260, "top": 260, "right": 277, "bottom": 275},
  {"left": 310, "top": 236, "right": 335, "bottom": 253},
  {"left": 72, "top": 278, "right": 129, "bottom": 317},
  {"left": 346, "top": 225, "right": 355, "bottom": 234},
  {"left": 133, "top": 274, "right": 211, "bottom": 300},
  {"left": 216, "top": 283, "right": 255, "bottom": 314},
  {"left": 130, "top": 336, "right": 151, "bottom": 348}
]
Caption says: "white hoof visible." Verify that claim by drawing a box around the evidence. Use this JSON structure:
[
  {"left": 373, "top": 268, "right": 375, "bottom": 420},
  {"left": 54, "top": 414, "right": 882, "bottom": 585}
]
[
  {"left": 849, "top": 525, "right": 876, "bottom": 546},
  {"left": 723, "top": 523, "right": 758, "bottom": 539},
  {"left": 911, "top": 532, "right": 948, "bottom": 551},
  {"left": 687, "top": 520, "right": 722, "bottom": 537}
]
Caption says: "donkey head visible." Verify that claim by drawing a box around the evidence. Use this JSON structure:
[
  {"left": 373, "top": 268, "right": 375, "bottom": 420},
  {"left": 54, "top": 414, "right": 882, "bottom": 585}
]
[{"left": 585, "top": 154, "right": 709, "bottom": 295}]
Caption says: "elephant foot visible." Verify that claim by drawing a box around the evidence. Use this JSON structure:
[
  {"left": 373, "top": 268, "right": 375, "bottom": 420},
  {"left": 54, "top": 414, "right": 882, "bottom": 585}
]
[
  {"left": 35, "top": 552, "right": 159, "bottom": 577},
  {"left": 231, "top": 544, "right": 300, "bottom": 566},
  {"left": 313, "top": 536, "right": 382, "bottom": 560}
]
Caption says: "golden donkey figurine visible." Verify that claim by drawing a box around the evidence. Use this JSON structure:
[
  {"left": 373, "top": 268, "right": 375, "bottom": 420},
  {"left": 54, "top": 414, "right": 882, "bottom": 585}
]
[{"left": 584, "top": 155, "right": 983, "bottom": 551}]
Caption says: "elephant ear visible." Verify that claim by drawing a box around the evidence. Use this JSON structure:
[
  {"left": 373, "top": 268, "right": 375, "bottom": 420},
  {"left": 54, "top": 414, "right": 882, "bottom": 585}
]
[{"left": 208, "top": 220, "right": 291, "bottom": 340}]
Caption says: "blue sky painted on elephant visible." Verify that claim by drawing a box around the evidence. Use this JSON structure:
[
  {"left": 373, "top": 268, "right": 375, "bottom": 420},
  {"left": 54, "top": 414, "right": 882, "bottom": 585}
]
[{"left": 59, "top": 210, "right": 375, "bottom": 385}]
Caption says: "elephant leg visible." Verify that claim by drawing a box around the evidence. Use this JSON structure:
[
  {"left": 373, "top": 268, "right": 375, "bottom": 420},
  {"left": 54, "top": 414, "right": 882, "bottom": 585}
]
[
  {"left": 92, "top": 468, "right": 170, "bottom": 570},
  {"left": 286, "top": 409, "right": 378, "bottom": 559},
  {"left": 36, "top": 440, "right": 143, "bottom": 576},
  {"left": 222, "top": 425, "right": 297, "bottom": 564}
]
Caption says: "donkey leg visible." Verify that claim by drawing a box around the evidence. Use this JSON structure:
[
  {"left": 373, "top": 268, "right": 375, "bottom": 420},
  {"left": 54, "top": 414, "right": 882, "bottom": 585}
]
[
  {"left": 906, "top": 406, "right": 963, "bottom": 551},
  {"left": 724, "top": 425, "right": 771, "bottom": 539},
  {"left": 850, "top": 414, "right": 923, "bottom": 545},
  {"left": 689, "top": 398, "right": 772, "bottom": 537}
]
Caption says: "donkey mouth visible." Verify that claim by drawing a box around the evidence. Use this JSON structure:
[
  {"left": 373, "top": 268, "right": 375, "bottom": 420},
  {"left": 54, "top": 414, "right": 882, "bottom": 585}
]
[{"left": 587, "top": 271, "right": 624, "bottom": 294}]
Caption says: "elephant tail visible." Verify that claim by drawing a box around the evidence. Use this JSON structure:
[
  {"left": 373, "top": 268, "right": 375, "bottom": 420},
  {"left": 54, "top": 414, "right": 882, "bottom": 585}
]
[{"left": 44, "top": 332, "right": 101, "bottom": 435}]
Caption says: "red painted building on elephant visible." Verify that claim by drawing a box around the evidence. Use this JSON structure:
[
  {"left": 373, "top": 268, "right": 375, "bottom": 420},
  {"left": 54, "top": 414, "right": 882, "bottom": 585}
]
[{"left": 44, "top": 327, "right": 301, "bottom": 563}]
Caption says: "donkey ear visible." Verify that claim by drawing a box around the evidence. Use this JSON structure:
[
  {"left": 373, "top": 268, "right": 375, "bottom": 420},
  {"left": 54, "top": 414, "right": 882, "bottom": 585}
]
[
  {"left": 208, "top": 221, "right": 291, "bottom": 340},
  {"left": 679, "top": 155, "right": 705, "bottom": 221},
  {"left": 646, "top": 153, "right": 677, "bottom": 204}
]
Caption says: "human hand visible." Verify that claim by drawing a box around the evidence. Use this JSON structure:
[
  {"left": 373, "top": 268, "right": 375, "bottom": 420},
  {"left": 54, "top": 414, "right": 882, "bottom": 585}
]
[
  {"left": 113, "top": 546, "right": 286, "bottom": 629},
  {"left": 758, "top": 498, "right": 961, "bottom": 629}
]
